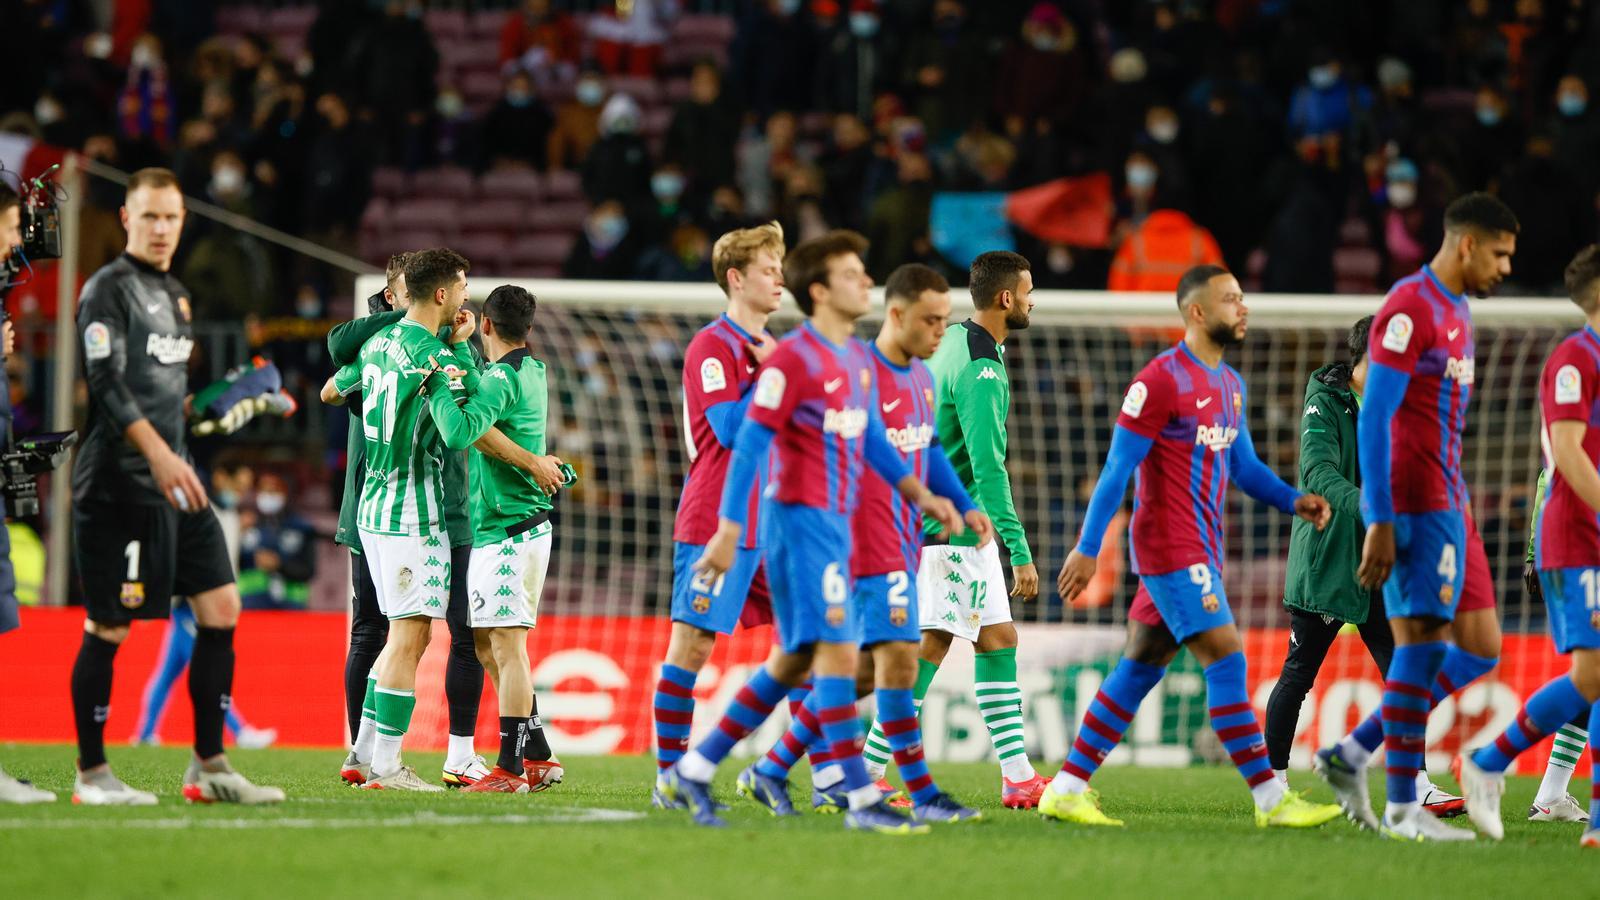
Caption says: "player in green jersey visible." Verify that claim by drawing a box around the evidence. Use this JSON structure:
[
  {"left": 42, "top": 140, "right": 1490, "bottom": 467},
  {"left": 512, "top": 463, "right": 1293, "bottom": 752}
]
[
  {"left": 863, "top": 250, "right": 1049, "bottom": 807},
  {"left": 427, "top": 285, "right": 567, "bottom": 794},
  {"left": 322, "top": 248, "right": 473, "bottom": 791}
]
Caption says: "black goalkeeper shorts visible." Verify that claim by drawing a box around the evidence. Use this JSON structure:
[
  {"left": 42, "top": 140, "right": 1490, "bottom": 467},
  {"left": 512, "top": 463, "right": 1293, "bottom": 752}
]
[{"left": 75, "top": 500, "right": 235, "bottom": 625}]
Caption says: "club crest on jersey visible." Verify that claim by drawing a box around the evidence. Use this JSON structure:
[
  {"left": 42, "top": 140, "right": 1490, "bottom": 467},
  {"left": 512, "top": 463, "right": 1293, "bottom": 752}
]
[
  {"left": 84, "top": 322, "right": 111, "bottom": 361},
  {"left": 823, "top": 407, "right": 868, "bottom": 438},
  {"left": 177, "top": 295, "right": 191, "bottom": 322},
  {"left": 146, "top": 333, "right": 194, "bottom": 365},
  {"left": 753, "top": 368, "right": 786, "bottom": 410},
  {"left": 1439, "top": 584, "right": 1454, "bottom": 606},
  {"left": 120, "top": 581, "right": 145, "bottom": 609},
  {"left": 692, "top": 594, "right": 711, "bottom": 614},
  {"left": 925, "top": 388, "right": 934, "bottom": 405},
  {"left": 1556, "top": 364, "right": 1582, "bottom": 404},
  {"left": 1381, "top": 313, "right": 1414, "bottom": 353},
  {"left": 1232, "top": 392, "right": 1242, "bottom": 414},
  {"left": 1195, "top": 424, "right": 1239, "bottom": 452},
  {"left": 860, "top": 368, "right": 871, "bottom": 390},
  {"left": 700, "top": 357, "right": 726, "bottom": 393},
  {"left": 1122, "top": 381, "right": 1148, "bottom": 417},
  {"left": 1202, "top": 593, "right": 1220, "bottom": 613}
]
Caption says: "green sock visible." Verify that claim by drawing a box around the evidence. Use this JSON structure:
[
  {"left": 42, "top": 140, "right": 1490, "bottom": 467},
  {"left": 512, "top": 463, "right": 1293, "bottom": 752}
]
[
  {"left": 361, "top": 676, "right": 378, "bottom": 722},
  {"left": 974, "top": 648, "right": 1034, "bottom": 781},
  {"left": 864, "top": 659, "right": 941, "bottom": 776},
  {"left": 372, "top": 687, "right": 417, "bottom": 776}
]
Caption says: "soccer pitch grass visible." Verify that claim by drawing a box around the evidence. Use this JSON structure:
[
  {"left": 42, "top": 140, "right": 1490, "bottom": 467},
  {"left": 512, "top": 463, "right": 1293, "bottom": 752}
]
[{"left": 0, "top": 745, "right": 1591, "bottom": 899}]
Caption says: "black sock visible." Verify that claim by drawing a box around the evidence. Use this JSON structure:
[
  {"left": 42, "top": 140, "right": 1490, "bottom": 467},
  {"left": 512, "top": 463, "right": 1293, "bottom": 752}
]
[
  {"left": 70, "top": 632, "right": 120, "bottom": 770},
  {"left": 498, "top": 717, "right": 527, "bottom": 775},
  {"left": 189, "top": 626, "right": 235, "bottom": 760},
  {"left": 524, "top": 695, "right": 552, "bottom": 761}
]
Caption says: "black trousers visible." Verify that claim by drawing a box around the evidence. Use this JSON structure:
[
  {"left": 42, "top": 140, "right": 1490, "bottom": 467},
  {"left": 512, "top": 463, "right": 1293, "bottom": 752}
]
[
  {"left": 343, "top": 548, "right": 387, "bottom": 740},
  {"left": 1263, "top": 597, "right": 1394, "bottom": 771}
]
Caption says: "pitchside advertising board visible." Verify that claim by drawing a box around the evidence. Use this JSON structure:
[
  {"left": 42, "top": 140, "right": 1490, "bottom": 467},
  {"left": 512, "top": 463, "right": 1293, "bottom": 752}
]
[{"left": 0, "top": 610, "right": 1564, "bottom": 774}]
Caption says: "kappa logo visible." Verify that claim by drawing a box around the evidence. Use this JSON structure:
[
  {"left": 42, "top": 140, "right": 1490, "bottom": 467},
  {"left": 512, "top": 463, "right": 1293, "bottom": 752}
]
[
  {"left": 424, "top": 556, "right": 442, "bottom": 567},
  {"left": 425, "top": 597, "right": 443, "bottom": 609},
  {"left": 976, "top": 369, "right": 1000, "bottom": 381},
  {"left": 945, "top": 571, "right": 964, "bottom": 584},
  {"left": 495, "top": 605, "right": 514, "bottom": 618},
  {"left": 946, "top": 552, "right": 961, "bottom": 564},
  {"left": 500, "top": 544, "right": 518, "bottom": 556},
  {"left": 495, "top": 585, "right": 514, "bottom": 597},
  {"left": 424, "top": 536, "right": 442, "bottom": 548},
  {"left": 424, "top": 575, "right": 443, "bottom": 588},
  {"left": 823, "top": 377, "right": 844, "bottom": 393},
  {"left": 1305, "top": 405, "right": 1319, "bottom": 416},
  {"left": 496, "top": 563, "right": 515, "bottom": 576}
]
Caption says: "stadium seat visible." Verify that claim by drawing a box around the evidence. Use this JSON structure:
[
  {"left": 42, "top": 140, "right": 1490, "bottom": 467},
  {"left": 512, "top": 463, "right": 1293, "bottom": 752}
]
[
  {"left": 609, "top": 77, "right": 661, "bottom": 106},
  {"left": 359, "top": 197, "right": 391, "bottom": 234},
  {"left": 468, "top": 9, "right": 509, "bottom": 39},
  {"left": 507, "top": 233, "right": 577, "bottom": 271},
  {"left": 461, "top": 198, "right": 529, "bottom": 235},
  {"left": 425, "top": 8, "right": 468, "bottom": 40},
  {"left": 1333, "top": 246, "right": 1382, "bottom": 282},
  {"left": 462, "top": 70, "right": 506, "bottom": 107},
  {"left": 1338, "top": 217, "right": 1371, "bottom": 247},
  {"left": 389, "top": 199, "right": 462, "bottom": 238},
  {"left": 642, "top": 107, "right": 672, "bottom": 139},
  {"left": 673, "top": 14, "right": 736, "bottom": 43},
  {"left": 388, "top": 229, "right": 450, "bottom": 255},
  {"left": 265, "top": 6, "right": 317, "bottom": 35},
  {"left": 371, "top": 167, "right": 408, "bottom": 198},
  {"left": 527, "top": 202, "right": 589, "bottom": 233},
  {"left": 543, "top": 169, "right": 582, "bottom": 200},
  {"left": 454, "top": 233, "right": 513, "bottom": 272},
  {"left": 476, "top": 168, "right": 543, "bottom": 205},
  {"left": 408, "top": 166, "right": 475, "bottom": 200},
  {"left": 214, "top": 6, "right": 264, "bottom": 33},
  {"left": 663, "top": 77, "right": 692, "bottom": 104}
]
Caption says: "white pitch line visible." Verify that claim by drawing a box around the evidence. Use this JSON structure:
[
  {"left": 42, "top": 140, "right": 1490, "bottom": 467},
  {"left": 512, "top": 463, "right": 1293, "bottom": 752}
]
[{"left": 0, "top": 808, "right": 645, "bottom": 830}]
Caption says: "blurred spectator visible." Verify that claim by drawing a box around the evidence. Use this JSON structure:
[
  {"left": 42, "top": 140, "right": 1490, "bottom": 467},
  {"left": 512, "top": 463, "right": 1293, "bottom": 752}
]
[
  {"left": 548, "top": 69, "right": 607, "bottom": 170},
  {"left": 817, "top": 113, "right": 877, "bottom": 231},
  {"left": 663, "top": 62, "right": 741, "bottom": 201},
  {"left": 480, "top": 71, "right": 554, "bottom": 171},
  {"left": 1107, "top": 208, "right": 1223, "bottom": 292},
  {"left": 300, "top": 92, "right": 371, "bottom": 300},
  {"left": 635, "top": 221, "right": 714, "bottom": 282},
  {"left": 865, "top": 151, "right": 934, "bottom": 280},
  {"left": 1459, "top": 84, "right": 1522, "bottom": 190},
  {"left": 1189, "top": 87, "right": 1274, "bottom": 274},
  {"left": 812, "top": 0, "right": 889, "bottom": 120},
  {"left": 306, "top": 0, "right": 377, "bottom": 96},
  {"left": 1447, "top": 0, "right": 1510, "bottom": 85},
  {"left": 181, "top": 150, "right": 277, "bottom": 320},
  {"left": 1550, "top": 74, "right": 1600, "bottom": 198},
  {"left": 1096, "top": 47, "right": 1162, "bottom": 167},
  {"left": 1113, "top": 149, "right": 1163, "bottom": 237},
  {"left": 198, "top": 79, "right": 250, "bottom": 151},
  {"left": 238, "top": 472, "right": 317, "bottom": 611},
  {"left": 564, "top": 200, "right": 644, "bottom": 279},
  {"left": 229, "top": 33, "right": 271, "bottom": 114},
  {"left": 733, "top": 0, "right": 816, "bottom": 118},
  {"left": 638, "top": 163, "right": 690, "bottom": 244},
  {"left": 1260, "top": 157, "right": 1341, "bottom": 294},
  {"left": 703, "top": 184, "right": 754, "bottom": 234},
  {"left": 1136, "top": 103, "right": 1192, "bottom": 213},
  {"left": 119, "top": 34, "right": 177, "bottom": 150},
  {"left": 737, "top": 110, "right": 802, "bottom": 219},
  {"left": 499, "top": 0, "right": 582, "bottom": 78},
  {"left": 948, "top": 125, "right": 1016, "bottom": 190},
  {"left": 589, "top": 0, "right": 676, "bottom": 77},
  {"left": 1497, "top": 132, "right": 1586, "bottom": 293},
  {"left": 993, "top": 3, "right": 1095, "bottom": 136},
  {"left": 899, "top": 0, "right": 993, "bottom": 141},
  {"left": 778, "top": 163, "right": 831, "bottom": 246},
  {"left": 433, "top": 84, "right": 476, "bottom": 167},
  {"left": 1370, "top": 56, "right": 1423, "bottom": 151},
  {"left": 582, "top": 93, "right": 653, "bottom": 206},
  {"left": 1377, "top": 158, "right": 1430, "bottom": 283},
  {"left": 1286, "top": 50, "right": 1373, "bottom": 145},
  {"left": 345, "top": 0, "right": 439, "bottom": 166}
]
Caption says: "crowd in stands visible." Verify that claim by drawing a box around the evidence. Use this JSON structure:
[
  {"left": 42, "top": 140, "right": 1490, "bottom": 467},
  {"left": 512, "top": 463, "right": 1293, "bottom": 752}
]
[{"left": 7, "top": 0, "right": 1600, "bottom": 308}]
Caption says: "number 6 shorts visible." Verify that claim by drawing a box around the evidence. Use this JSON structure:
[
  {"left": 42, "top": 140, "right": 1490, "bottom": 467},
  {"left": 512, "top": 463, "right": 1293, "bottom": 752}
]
[
  {"left": 916, "top": 540, "right": 1014, "bottom": 642},
  {"left": 468, "top": 524, "right": 551, "bottom": 629},
  {"left": 358, "top": 528, "right": 451, "bottom": 620},
  {"left": 765, "top": 501, "right": 857, "bottom": 653}
]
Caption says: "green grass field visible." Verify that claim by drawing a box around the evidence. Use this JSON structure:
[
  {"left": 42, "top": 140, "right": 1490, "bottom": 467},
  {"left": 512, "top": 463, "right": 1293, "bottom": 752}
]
[{"left": 0, "top": 744, "right": 1591, "bottom": 899}]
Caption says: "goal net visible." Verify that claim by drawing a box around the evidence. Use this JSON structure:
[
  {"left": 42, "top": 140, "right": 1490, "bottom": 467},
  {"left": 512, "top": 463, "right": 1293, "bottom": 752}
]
[{"left": 353, "top": 275, "right": 1577, "bottom": 774}]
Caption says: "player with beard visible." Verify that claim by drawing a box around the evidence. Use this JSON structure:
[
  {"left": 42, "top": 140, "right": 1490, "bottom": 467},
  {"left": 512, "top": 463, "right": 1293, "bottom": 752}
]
[{"left": 1051, "top": 265, "right": 1341, "bottom": 829}]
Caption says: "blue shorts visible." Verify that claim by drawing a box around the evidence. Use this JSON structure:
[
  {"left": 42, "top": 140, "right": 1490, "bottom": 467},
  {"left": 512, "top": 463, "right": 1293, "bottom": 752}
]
[
  {"left": 1538, "top": 568, "right": 1600, "bottom": 653},
  {"left": 855, "top": 571, "right": 919, "bottom": 647},
  {"left": 1384, "top": 511, "right": 1467, "bottom": 622},
  {"left": 1140, "top": 563, "right": 1232, "bottom": 643},
  {"left": 671, "top": 541, "right": 763, "bottom": 635},
  {"left": 765, "top": 502, "right": 857, "bottom": 652}
]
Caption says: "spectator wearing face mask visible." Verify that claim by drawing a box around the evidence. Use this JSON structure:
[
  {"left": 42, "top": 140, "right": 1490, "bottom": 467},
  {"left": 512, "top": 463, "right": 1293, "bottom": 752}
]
[
  {"left": 564, "top": 200, "right": 643, "bottom": 280},
  {"left": 1498, "top": 131, "right": 1586, "bottom": 293},
  {"left": 1549, "top": 75, "right": 1600, "bottom": 199},
  {"left": 637, "top": 164, "right": 689, "bottom": 245},
  {"left": 1377, "top": 159, "right": 1430, "bottom": 283},
  {"left": 119, "top": 34, "right": 177, "bottom": 149},
  {"left": 1106, "top": 157, "right": 1223, "bottom": 293},
  {"left": 1458, "top": 84, "right": 1522, "bottom": 191},
  {"left": 180, "top": 150, "right": 277, "bottom": 320},
  {"left": 480, "top": 71, "right": 553, "bottom": 172},
  {"left": 548, "top": 69, "right": 607, "bottom": 170},
  {"left": 1286, "top": 51, "right": 1372, "bottom": 145},
  {"left": 634, "top": 220, "right": 714, "bottom": 282},
  {"left": 663, "top": 61, "right": 741, "bottom": 201},
  {"left": 238, "top": 472, "right": 318, "bottom": 611},
  {"left": 581, "top": 93, "right": 653, "bottom": 206},
  {"left": 811, "top": 0, "right": 890, "bottom": 121},
  {"left": 1136, "top": 104, "right": 1192, "bottom": 214},
  {"left": 993, "top": 3, "right": 1094, "bottom": 136}
]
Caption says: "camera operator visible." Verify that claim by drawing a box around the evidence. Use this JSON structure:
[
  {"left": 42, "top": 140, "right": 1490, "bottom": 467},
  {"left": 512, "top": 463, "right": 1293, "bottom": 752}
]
[
  {"left": 0, "top": 181, "right": 51, "bottom": 804},
  {"left": 67, "top": 167, "right": 281, "bottom": 806}
]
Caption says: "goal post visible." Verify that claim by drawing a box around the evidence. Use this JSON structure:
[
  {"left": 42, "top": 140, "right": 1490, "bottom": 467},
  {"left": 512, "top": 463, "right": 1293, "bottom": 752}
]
[{"left": 348, "top": 276, "right": 1578, "bottom": 773}]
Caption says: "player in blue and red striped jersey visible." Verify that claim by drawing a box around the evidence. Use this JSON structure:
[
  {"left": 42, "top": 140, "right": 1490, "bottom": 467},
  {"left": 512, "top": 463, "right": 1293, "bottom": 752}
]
[
  {"left": 650, "top": 222, "right": 786, "bottom": 807},
  {"left": 736, "top": 264, "right": 989, "bottom": 824},
  {"left": 1457, "top": 244, "right": 1600, "bottom": 846},
  {"left": 1053, "top": 265, "right": 1340, "bottom": 829},
  {"left": 1313, "top": 193, "right": 1520, "bottom": 842},
  {"left": 660, "top": 233, "right": 967, "bottom": 833}
]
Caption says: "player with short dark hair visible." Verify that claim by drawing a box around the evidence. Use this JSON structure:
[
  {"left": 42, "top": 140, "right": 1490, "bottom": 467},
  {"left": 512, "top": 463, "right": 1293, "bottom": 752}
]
[
  {"left": 898, "top": 249, "right": 1049, "bottom": 808},
  {"left": 738, "top": 264, "right": 991, "bottom": 823},
  {"left": 1053, "top": 266, "right": 1339, "bottom": 828},
  {"left": 1457, "top": 243, "right": 1600, "bottom": 845},
  {"left": 661, "top": 231, "right": 966, "bottom": 832},
  {"left": 1313, "top": 192, "right": 1519, "bottom": 841},
  {"left": 426, "top": 284, "right": 566, "bottom": 793},
  {"left": 69, "top": 168, "right": 283, "bottom": 805}
]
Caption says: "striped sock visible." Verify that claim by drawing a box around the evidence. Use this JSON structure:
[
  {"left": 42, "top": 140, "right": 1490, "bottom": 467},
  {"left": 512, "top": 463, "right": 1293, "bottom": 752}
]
[
  {"left": 788, "top": 681, "right": 839, "bottom": 785},
  {"left": 1589, "top": 701, "right": 1600, "bottom": 824},
  {"left": 1473, "top": 676, "right": 1588, "bottom": 773},
  {"left": 1342, "top": 645, "right": 1497, "bottom": 762},
  {"left": 864, "top": 658, "right": 937, "bottom": 780},
  {"left": 685, "top": 668, "right": 786, "bottom": 773},
  {"left": 1205, "top": 652, "right": 1279, "bottom": 810},
  {"left": 372, "top": 686, "right": 416, "bottom": 778},
  {"left": 352, "top": 674, "right": 378, "bottom": 763},
  {"left": 814, "top": 674, "right": 875, "bottom": 809},
  {"left": 877, "top": 687, "right": 938, "bottom": 805},
  {"left": 1054, "top": 657, "right": 1165, "bottom": 792},
  {"left": 756, "top": 689, "right": 822, "bottom": 780},
  {"left": 1382, "top": 642, "right": 1446, "bottom": 807},
  {"left": 975, "top": 648, "right": 1034, "bottom": 782},
  {"left": 653, "top": 664, "right": 698, "bottom": 772},
  {"left": 1536, "top": 716, "right": 1589, "bottom": 804}
]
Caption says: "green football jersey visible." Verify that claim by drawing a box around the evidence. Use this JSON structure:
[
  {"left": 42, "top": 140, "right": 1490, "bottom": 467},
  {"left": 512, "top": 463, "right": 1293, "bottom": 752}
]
[
  {"left": 333, "top": 317, "right": 470, "bottom": 538},
  {"left": 427, "top": 348, "right": 552, "bottom": 546}
]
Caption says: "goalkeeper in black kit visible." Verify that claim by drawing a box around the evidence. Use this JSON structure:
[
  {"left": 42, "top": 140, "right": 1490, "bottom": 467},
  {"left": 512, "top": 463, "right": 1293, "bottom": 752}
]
[{"left": 67, "top": 168, "right": 283, "bottom": 806}]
